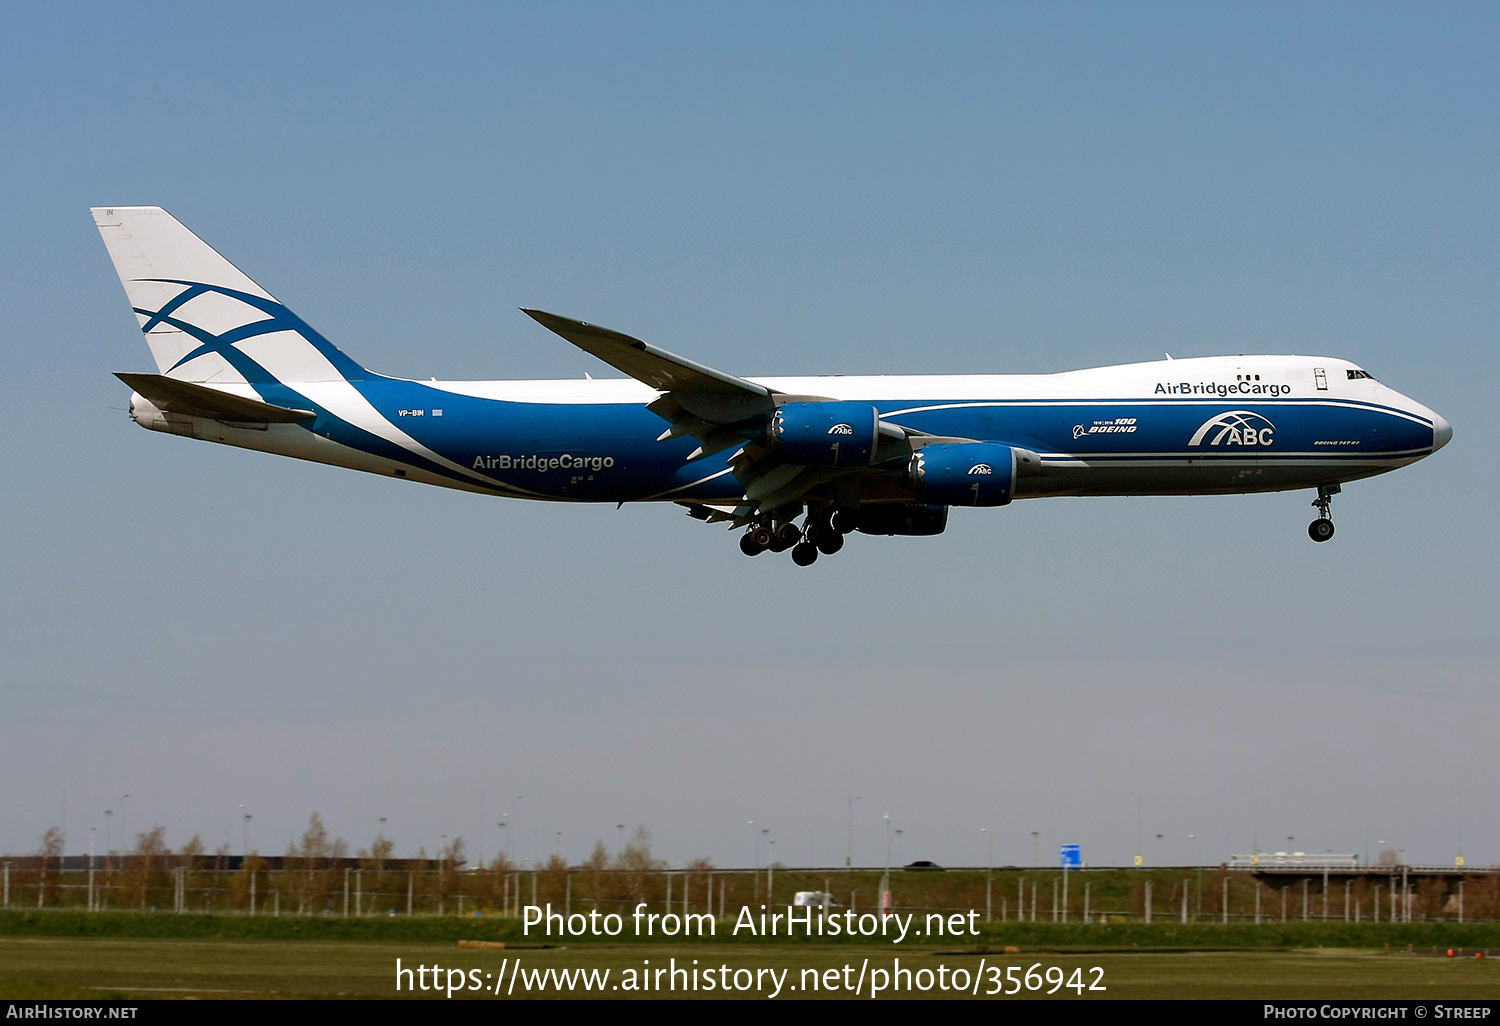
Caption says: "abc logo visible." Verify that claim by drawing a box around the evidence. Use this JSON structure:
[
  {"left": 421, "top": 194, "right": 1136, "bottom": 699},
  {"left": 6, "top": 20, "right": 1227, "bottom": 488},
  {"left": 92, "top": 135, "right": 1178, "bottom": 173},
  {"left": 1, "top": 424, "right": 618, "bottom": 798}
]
[
  {"left": 968, "top": 463, "right": 993, "bottom": 475},
  {"left": 827, "top": 423, "right": 854, "bottom": 435},
  {"left": 1189, "top": 411, "right": 1275, "bottom": 447}
]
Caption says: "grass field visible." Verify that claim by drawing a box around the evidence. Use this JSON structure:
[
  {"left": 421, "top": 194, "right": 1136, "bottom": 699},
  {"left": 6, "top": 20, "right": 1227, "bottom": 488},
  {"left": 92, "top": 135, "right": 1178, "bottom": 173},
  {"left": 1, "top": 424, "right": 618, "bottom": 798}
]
[{"left": 2, "top": 932, "right": 1499, "bottom": 1000}]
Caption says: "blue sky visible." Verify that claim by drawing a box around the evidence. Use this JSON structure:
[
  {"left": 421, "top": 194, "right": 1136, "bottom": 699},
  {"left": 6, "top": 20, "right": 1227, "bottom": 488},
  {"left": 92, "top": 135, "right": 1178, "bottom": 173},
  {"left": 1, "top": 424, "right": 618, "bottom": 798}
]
[{"left": 1, "top": 3, "right": 1495, "bottom": 870}]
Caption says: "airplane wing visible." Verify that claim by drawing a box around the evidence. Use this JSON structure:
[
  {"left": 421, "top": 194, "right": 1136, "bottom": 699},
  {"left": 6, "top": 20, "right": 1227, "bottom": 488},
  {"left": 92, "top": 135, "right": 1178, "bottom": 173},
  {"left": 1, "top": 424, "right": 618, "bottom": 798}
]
[
  {"left": 522, "top": 309, "right": 774, "bottom": 408},
  {"left": 522, "top": 309, "right": 916, "bottom": 521},
  {"left": 116, "top": 372, "right": 316, "bottom": 423},
  {"left": 522, "top": 307, "right": 784, "bottom": 456}
]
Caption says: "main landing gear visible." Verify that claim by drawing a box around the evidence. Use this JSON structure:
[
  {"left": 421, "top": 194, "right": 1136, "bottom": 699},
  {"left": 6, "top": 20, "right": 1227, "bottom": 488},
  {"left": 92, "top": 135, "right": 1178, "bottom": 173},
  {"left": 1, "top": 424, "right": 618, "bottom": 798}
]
[
  {"left": 740, "top": 508, "right": 855, "bottom": 565},
  {"left": 1308, "top": 483, "right": 1339, "bottom": 542}
]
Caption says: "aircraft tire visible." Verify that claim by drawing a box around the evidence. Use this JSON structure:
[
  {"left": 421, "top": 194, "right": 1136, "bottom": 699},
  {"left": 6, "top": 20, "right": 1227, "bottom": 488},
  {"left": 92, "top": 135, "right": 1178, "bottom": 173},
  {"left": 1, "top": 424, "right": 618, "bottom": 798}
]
[
  {"left": 791, "top": 542, "right": 819, "bottom": 566},
  {"left": 771, "top": 522, "right": 802, "bottom": 552},
  {"left": 744, "top": 527, "right": 775, "bottom": 555},
  {"left": 831, "top": 509, "right": 858, "bottom": 534},
  {"left": 816, "top": 530, "right": 845, "bottom": 555},
  {"left": 1308, "top": 518, "right": 1335, "bottom": 542}
]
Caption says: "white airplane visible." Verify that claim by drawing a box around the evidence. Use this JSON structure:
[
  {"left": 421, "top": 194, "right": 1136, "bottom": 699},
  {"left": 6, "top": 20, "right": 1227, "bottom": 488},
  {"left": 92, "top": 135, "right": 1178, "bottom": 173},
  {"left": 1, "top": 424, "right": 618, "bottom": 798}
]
[{"left": 95, "top": 206, "right": 1451, "bottom": 564}]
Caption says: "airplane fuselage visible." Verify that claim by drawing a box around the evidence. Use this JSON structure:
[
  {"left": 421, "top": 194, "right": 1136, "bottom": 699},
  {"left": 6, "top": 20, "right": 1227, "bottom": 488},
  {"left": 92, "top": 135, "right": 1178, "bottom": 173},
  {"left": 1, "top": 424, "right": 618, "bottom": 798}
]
[{"left": 129, "top": 353, "right": 1447, "bottom": 504}]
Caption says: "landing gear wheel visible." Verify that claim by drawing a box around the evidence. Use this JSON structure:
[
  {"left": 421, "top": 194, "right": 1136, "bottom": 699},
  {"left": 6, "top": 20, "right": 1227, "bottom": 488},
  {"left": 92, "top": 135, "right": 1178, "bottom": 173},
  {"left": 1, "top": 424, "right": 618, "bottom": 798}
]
[
  {"left": 830, "top": 509, "right": 858, "bottom": 534},
  {"left": 791, "top": 542, "right": 819, "bottom": 566},
  {"left": 815, "top": 529, "right": 844, "bottom": 555},
  {"left": 1308, "top": 483, "right": 1340, "bottom": 543},
  {"left": 741, "top": 525, "right": 773, "bottom": 556},
  {"left": 770, "top": 522, "right": 802, "bottom": 552}
]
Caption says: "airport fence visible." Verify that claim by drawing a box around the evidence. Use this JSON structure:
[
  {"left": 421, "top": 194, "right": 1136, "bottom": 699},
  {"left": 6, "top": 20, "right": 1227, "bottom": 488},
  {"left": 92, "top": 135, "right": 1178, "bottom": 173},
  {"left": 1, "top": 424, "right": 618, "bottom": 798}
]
[{"left": 2, "top": 860, "right": 1498, "bottom": 924}]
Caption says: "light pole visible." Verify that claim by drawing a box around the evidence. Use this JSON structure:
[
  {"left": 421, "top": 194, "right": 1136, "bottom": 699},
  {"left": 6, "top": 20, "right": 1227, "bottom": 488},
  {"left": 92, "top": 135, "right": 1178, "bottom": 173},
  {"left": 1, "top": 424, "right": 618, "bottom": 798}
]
[
  {"left": 104, "top": 809, "right": 112, "bottom": 871},
  {"left": 1136, "top": 794, "right": 1143, "bottom": 866},
  {"left": 843, "top": 790, "right": 861, "bottom": 869},
  {"left": 616, "top": 824, "right": 625, "bottom": 854},
  {"left": 981, "top": 828, "right": 993, "bottom": 922},
  {"left": 895, "top": 829, "right": 904, "bottom": 866},
  {"left": 1031, "top": 830, "right": 1039, "bottom": 867},
  {"left": 1189, "top": 834, "right": 1201, "bottom": 919},
  {"left": 749, "top": 821, "right": 758, "bottom": 901},
  {"left": 1398, "top": 850, "right": 1407, "bottom": 921},
  {"left": 1251, "top": 793, "right": 1259, "bottom": 853},
  {"left": 881, "top": 814, "right": 892, "bottom": 920}
]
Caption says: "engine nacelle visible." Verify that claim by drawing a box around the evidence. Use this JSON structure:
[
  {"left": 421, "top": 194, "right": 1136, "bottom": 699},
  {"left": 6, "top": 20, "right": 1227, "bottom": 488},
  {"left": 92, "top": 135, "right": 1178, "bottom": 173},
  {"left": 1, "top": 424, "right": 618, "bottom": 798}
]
[
  {"left": 908, "top": 442, "right": 1017, "bottom": 507},
  {"left": 770, "top": 401, "right": 880, "bottom": 467},
  {"left": 854, "top": 503, "right": 950, "bottom": 536}
]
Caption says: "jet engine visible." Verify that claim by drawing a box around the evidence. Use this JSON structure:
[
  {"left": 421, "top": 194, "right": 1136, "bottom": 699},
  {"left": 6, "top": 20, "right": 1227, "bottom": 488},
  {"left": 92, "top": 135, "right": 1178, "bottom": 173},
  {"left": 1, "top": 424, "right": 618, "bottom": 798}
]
[
  {"left": 907, "top": 442, "right": 1017, "bottom": 506},
  {"left": 769, "top": 401, "right": 880, "bottom": 467}
]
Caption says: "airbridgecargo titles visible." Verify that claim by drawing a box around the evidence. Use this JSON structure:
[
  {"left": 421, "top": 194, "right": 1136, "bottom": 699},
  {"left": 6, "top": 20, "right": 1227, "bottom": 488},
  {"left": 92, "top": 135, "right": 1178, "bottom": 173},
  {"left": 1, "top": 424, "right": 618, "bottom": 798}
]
[
  {"left": 471, "top": 454, "right": 616, "bottom": 472},
  {"left": 1155, "top": 380, "right": 1292, "bottom": 397},
  {"left": 94, "top": 206, "right": 1451, "bottom": 565}
]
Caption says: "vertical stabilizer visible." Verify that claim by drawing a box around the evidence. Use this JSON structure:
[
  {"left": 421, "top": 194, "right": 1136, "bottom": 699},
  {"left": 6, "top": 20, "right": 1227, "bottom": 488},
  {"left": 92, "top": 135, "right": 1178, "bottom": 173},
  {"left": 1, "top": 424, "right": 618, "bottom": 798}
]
[{"left": 92, "top": 206, "right": 368, "bottom": 385}]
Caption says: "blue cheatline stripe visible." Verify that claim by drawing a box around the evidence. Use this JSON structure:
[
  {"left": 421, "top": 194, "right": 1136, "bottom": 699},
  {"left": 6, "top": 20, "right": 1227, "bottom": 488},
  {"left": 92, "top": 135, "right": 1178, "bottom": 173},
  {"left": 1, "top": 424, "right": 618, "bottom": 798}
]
[
  {"left": 878, "top": 397, "right": 1433, "bottom": 427},
  {"left": 1038, "top": 456, "right": 1425, "bottom": 467}
]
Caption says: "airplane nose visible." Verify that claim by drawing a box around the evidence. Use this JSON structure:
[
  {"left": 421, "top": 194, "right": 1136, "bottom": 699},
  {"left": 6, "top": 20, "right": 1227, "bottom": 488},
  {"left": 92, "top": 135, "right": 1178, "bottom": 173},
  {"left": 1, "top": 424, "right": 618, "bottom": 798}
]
[{"left": 1432, "top": 413, "right": 1452, "bottom": 452}]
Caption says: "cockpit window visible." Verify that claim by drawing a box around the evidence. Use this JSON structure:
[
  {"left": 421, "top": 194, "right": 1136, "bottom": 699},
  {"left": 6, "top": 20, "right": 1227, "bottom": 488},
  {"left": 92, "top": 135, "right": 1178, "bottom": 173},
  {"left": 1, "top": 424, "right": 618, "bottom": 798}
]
[{"left": 1347, "top": 369, "right": 1376, "bottom": 381}]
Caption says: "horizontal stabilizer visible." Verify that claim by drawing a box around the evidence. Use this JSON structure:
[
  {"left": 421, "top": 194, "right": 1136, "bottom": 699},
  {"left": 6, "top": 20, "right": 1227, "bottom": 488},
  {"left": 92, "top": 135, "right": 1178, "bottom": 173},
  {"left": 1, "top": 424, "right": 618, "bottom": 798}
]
[{"left": 116, "top": 372, "right": 315, "bottom": 423}]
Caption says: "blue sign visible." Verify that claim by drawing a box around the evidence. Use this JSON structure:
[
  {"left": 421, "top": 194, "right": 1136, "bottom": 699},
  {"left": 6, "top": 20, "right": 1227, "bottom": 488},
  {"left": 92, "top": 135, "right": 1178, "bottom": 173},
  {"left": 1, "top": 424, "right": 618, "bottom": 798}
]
[{"left": 1060, "top": 844, "right": 1081, "bottom": 869}]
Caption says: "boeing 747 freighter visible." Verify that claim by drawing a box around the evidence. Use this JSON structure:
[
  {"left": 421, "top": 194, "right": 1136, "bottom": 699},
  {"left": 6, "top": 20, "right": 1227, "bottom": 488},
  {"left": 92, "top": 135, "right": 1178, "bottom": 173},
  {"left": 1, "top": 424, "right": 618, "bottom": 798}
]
[{"left": 95, "top": 206, "right": 1451, "bottom": 565}]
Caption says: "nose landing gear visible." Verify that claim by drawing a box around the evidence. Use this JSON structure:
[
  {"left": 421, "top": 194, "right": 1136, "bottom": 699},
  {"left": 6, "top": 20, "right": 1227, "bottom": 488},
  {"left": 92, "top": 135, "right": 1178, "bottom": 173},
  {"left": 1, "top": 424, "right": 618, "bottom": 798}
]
[{"left": 1308, "top": 483, "right": 1339, "bottom": 542}]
